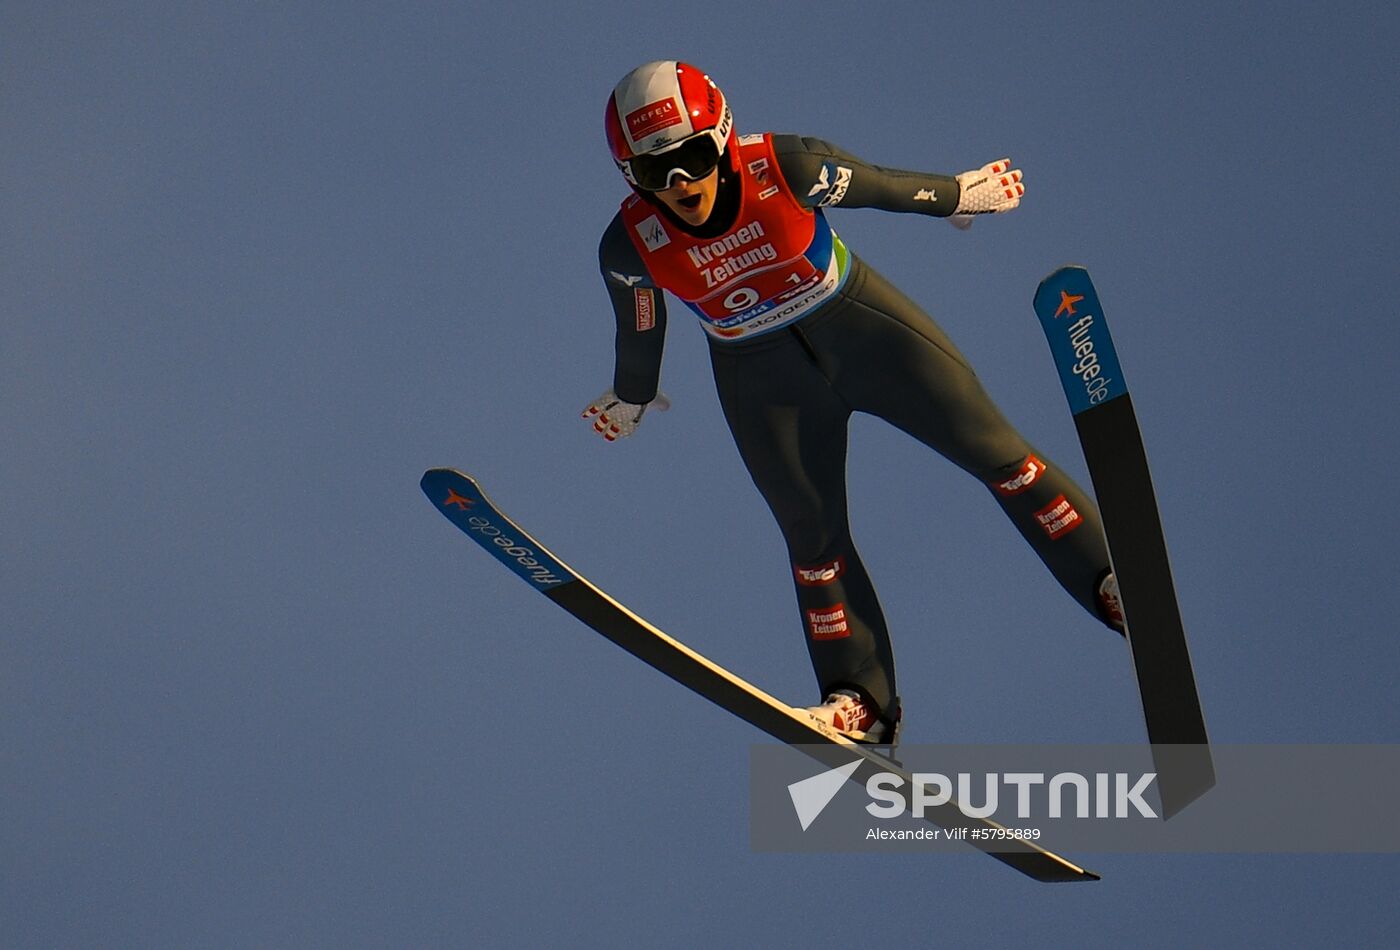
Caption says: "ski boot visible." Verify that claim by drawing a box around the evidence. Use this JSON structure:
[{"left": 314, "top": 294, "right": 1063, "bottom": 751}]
[
  {"left": 1097, "top": 570, "right": 1126, "bottom": 635},
  {"left": 803, "top": 690, "right": 903, "bottom": 753}
]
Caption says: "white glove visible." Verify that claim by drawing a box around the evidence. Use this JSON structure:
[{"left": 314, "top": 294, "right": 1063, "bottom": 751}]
[
  {"left": 582, "top": 389, "right": 671, "bottom": 442},
  {"left": 950, "top": 157, "right": 1024, "bottom": 229}
]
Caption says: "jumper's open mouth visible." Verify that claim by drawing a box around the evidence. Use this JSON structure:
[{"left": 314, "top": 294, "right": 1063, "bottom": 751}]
[{"left": 679, "top": 193, "right": 703, "bottom": 211}]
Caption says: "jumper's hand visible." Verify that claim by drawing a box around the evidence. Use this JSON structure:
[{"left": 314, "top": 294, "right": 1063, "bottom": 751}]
[
  {"left": 950, "top": 158, "right": 1024, "bottom": 228},
  {"left": 582, "top": 389, "right": 671, "bottom": 442}
]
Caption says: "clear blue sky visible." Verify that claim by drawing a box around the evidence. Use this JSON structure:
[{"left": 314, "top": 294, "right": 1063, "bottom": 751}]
[{"left": 4, "top": 1, "right": 1397, "bottom": 946}]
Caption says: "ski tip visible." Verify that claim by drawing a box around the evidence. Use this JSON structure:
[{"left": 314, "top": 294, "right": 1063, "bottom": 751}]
[
  {"left": 421, "top": 467, "right": 473, "bottom": 488},
  {"left": 421, "top": 467, "right": 465, "bottom": 503},
  {"left": 420, "top": 468, "right": 486, "bottom": 509},
  {"left": 1038, "top": 263, "right": 1090, "bottom": 282},
  {"left": 1033, "top": 264, "right": 1092, "bottom": 308}
]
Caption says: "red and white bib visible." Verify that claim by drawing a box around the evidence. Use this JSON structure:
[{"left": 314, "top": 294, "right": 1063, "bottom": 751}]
[{"left": 621, "top": 133, "right": 850, "bottom": 342}]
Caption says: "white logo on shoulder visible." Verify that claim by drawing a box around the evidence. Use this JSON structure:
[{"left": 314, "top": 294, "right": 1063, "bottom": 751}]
[
  {"left": 914, "top": 188, "right": 938, "bottom": 201},
  {"left": 609, "top": 270, "right": 644, "bottom": 287},
  {"left": 816, "top": 166, "right": 852, "bottom": 207},
  {"left": 636, "top": 215, "right": 670, "bottom": 252},
  {"left": 739, "top": 133, "right": 765, "bottom": 147},
  {"left": 807, "top": 165, "right": 830, "bottom": 197}
]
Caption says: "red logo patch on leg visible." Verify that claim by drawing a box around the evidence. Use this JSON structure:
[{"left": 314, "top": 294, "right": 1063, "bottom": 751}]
[
  {"left": 1034, "top": 494, "right": 1084, "bottom": 540},
  {"left": 806, "top": 603, "right": 850, "bottom": 640},
  {"left": 794, "top": 557, "right": 845, "bottom": 586},
  {"left": 993, "top": 454, "right": 1046, "bottom": 496}
]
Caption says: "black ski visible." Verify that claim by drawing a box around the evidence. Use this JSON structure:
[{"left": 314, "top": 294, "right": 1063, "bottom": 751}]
[
  {"left": 421, "top": 467, "right": 1099, "bottom": 882},
  {"left": 1033, "top": 265, "right": 1214, "bottom": 817}
]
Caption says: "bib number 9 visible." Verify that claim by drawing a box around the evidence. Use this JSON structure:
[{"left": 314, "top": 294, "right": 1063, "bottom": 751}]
[{"left": 723, "top": 287, "right": 759, "bottom": 312}]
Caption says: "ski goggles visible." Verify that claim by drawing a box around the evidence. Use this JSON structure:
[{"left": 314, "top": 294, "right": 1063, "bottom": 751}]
[{"left": 622, "top": 128, "right": 725, "bottom": 191}]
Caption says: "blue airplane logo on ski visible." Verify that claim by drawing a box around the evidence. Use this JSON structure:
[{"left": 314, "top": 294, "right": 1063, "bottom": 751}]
[
  {"left": 1053, "top": 290, "right": 1085, "bottom": 319},
  {"left": 442, "top": 489, "right": 474, "bottom": 511}
]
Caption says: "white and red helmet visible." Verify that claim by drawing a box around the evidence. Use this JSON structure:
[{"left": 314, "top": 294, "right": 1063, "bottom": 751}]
[{"left": 605, "top": 61, "right": 737, "bottom": 191}]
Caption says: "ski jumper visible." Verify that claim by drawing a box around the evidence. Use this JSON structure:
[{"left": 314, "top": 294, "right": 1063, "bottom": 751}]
[{"left": 598, "top": 134, "right": 1115, "bottom": 720}]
